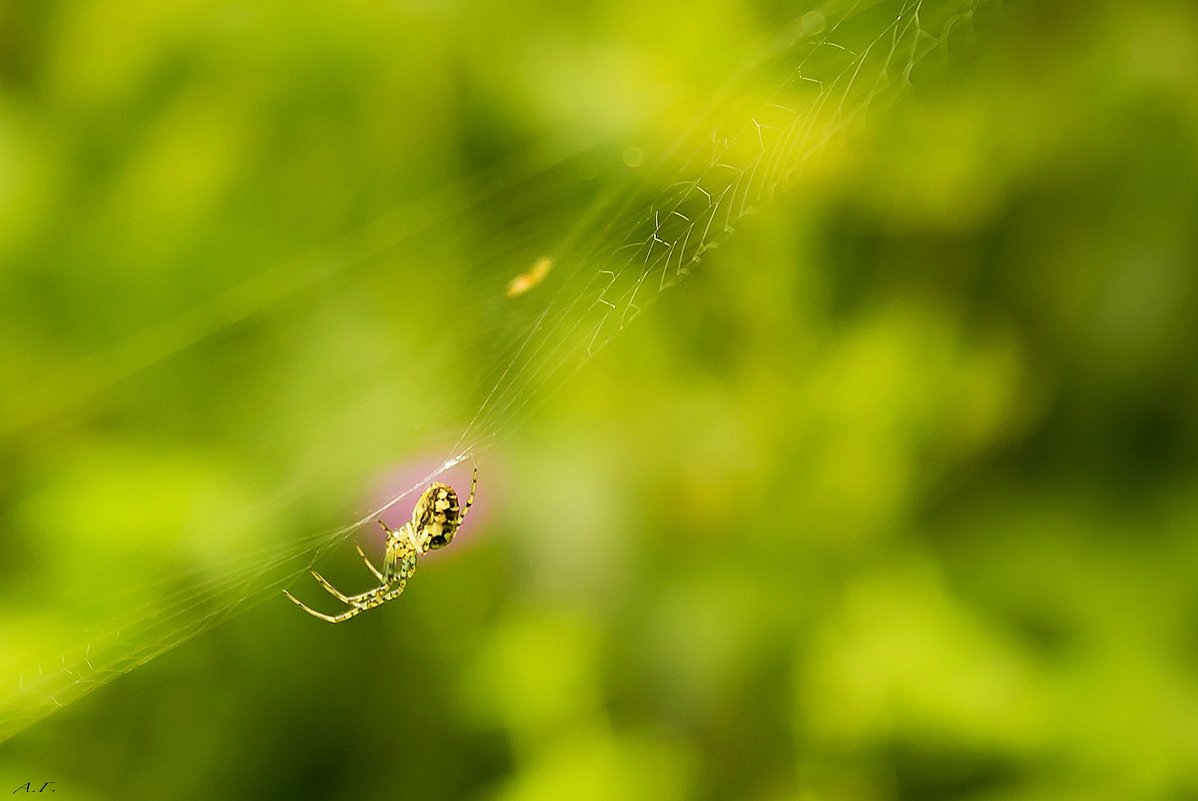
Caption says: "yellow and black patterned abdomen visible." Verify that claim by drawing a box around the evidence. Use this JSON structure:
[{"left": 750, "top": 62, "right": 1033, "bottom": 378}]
[{"left": 411, "top": 482, "right": 462, "bottom": 550}]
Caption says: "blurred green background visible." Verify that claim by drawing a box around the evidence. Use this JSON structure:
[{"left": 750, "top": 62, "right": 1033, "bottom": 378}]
[{"left": 3, "top": 0, "right": 1198, "bottom": 799}]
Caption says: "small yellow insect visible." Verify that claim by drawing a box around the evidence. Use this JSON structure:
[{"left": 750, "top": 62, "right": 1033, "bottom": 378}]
[
  {"left": 505, "top": 256, "right": 553, "bottom": 298},
  {"left": 284, "top": 467, "right": 478, "bottom": 623}
]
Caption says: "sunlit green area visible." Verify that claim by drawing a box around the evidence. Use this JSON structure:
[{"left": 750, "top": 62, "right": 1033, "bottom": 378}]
[{"left": 2, "top": 0, "right": 1197, "bottom": 799}]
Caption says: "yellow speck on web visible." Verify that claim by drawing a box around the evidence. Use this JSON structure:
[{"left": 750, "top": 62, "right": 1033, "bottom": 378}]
[{"left": 506, "top": 256, "right": 553, "bottom": 299}]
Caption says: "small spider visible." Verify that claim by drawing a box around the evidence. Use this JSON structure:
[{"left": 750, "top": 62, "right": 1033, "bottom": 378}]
[{"left": 284, "top": 467, "right": 477, "bottom": 623}]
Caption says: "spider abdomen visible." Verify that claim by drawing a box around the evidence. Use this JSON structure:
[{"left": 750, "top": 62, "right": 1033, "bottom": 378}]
[{"left": 412, "top": 482, "right": 462, "bottom": 549}]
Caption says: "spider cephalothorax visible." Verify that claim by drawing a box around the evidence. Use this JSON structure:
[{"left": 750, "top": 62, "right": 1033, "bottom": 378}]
[{"left": 284, "top": 466, "right": 477, "bottom": 624}]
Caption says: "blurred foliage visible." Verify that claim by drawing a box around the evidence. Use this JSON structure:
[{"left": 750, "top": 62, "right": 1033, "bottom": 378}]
[{"left": 2, "top": 0, "right": 1198, "bottom": 800}]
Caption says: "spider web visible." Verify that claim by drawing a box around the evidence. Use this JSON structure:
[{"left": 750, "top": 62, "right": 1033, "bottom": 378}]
[{"left": 0, "top": 0, "right": 992, "bottom": 745}]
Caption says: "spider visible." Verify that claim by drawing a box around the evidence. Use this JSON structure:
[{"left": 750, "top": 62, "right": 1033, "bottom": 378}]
[{"left": 284, "top": 466, "right": 477, "bottom": 623}]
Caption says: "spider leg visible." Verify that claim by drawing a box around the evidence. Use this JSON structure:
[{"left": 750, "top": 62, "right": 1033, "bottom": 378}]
[
  {"left": 309, "top": 570, "right": 361, "bottom": 606},
  {"left": 345, "top": 583, "right": 393, "bottom": 606},
  {"left": 457, "top": 466, "right": 479, "bottom": 522},
  {"left": 283, "top": 590, "right": 363, "bottom": 624},
  {"left": 355, "top": 543, "right": 384, "bottom": 582},
  {"left": 381, "top": 582, "right": 408, "bottom": 603}
]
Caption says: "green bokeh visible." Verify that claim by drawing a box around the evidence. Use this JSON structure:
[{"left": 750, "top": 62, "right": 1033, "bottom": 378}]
[{"left": 2, "top": 1, "right": 1197, "bottom": 800}]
